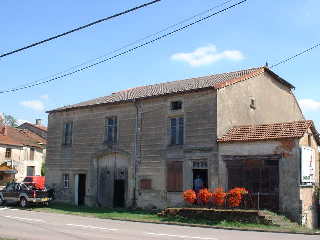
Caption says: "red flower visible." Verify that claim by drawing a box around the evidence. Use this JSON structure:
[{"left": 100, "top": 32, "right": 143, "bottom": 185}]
[
  {"left": 212, "top": 188, "right": 226, "bottom": 206},
  {"left": 183, "top": 189, "right": 197, "bottom": 204},
  {"left": 198, "top": 188, "right": 212, "bottom": 204}
]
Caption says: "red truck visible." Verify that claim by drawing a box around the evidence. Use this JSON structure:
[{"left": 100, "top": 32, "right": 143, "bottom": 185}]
[{"left": 22, "top": 176, "right": 46, "bottom": 190}]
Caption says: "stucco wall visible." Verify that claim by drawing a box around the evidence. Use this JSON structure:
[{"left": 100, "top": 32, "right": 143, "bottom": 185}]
[
  {"left": 298, "top": 131, "right": 319, "bottom": 228},
  {"left": 217, "top": 72, "right": 304, "bottom": 138},
  {"left": 0, "top": 144, "right": 44, "bottom": 183}
]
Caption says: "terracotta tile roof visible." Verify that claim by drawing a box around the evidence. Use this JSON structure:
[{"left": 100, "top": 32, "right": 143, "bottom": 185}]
[
  {"left": 21, "top": 122, "right": 47, "bottom": 132},
  {"left": 48, "top": 67, "right": 294, "bottom": 113},
  {"left": 218, "top": 120, "right": 320, "bottom": 144},
  {"left": 0, "top": 125, "right": 46, "bottom": 148}
]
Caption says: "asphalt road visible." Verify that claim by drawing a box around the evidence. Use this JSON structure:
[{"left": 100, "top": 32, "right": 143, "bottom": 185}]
[{"left": 0, "top": 206, "right": 318, "bottom": 240}]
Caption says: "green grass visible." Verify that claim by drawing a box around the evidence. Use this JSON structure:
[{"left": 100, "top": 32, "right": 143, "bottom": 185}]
[{"left": 30, "top": 203, "right": 318, "bottom": 233}]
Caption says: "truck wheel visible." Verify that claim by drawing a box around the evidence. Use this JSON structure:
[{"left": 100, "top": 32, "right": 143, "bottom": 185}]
[{"left": 19, "top": 197, "right": 28, "bottom": 208}]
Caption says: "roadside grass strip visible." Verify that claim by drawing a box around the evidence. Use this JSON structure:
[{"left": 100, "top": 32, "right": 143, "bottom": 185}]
[{"left": 66, "top": 223, "right": 118, "bottom": 231}]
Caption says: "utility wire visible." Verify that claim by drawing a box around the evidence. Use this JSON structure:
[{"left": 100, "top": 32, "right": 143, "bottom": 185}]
[
  {"left": 0, "top": 0, "right": 161, "bottom": 59},
  {"left": 270, "top": 42, "right": 320, "bottom": 68},
  {"left": 5, "top": 0, "right": 236, "bottom": 91},
  {"left": 0, "top": 0, "right": 247, "bottom": 94}
]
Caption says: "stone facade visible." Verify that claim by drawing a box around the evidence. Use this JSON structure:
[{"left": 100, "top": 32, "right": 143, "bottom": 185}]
[{"left": 46, "top": 68, "right": 319, "bottom": 228}]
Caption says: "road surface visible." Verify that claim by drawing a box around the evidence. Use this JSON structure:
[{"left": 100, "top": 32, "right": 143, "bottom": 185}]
[{"left": 0, "top": 206, "right": 318, "bottom": 240}]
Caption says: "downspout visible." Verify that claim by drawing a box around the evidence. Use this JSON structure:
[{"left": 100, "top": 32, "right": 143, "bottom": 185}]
[{"left": 133, "top": 100, "right": 140, "bottom": 207}]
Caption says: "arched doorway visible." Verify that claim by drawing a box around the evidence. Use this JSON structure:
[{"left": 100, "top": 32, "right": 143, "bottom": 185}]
[{"left": 96, "top": 152, "right": 129, "bottom": 208}]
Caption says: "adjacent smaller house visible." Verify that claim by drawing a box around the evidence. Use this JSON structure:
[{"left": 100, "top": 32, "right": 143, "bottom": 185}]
[
  {"left": 19, "top": 119, "right": 47, "bottom": 140},
  {"left": 218, "top": 120, "right": 320, "bottom": 228},
  {"left": 0, "top": 121, "right": 47, "bottom": 186}
]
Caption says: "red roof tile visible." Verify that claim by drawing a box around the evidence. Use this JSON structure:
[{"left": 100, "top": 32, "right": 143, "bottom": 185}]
[
  {"left": 0, "top": 126, "right": 46, "bottom": 148},
  {"left": 21, "top": 122, "right": 47, "bottom": 132},
  {"left": 218, "top": 120, "right": 320, "bottom": 144},
  {"left": 48, "top": 67, "right": 294, "bottom": 113}
]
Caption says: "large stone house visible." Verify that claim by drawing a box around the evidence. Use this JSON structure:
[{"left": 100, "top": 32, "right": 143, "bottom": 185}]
[
  {"left": 46, "top": 67, "right": 319, "bottom": 228},
  {"left": 0, "top": 122, "right": 47, "bottom": 186}
]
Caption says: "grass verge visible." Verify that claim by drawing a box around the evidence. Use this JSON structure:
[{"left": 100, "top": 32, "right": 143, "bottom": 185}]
[{"left": 30, "top": 203, "right": 318, "bottom": 234}]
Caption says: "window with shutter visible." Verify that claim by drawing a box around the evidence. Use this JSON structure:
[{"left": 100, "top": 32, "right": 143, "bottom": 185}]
[{"left": 167, "top": 161, "right": 183, "bottom": 192}]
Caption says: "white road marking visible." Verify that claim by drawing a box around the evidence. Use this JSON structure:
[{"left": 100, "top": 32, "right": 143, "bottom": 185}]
[
  {"left": 5, "top": 215, "right": 46, "bottom": 223},
  {"left": 145, "top": 232, "right": 219, "bottom": 240},
  {"left": 0, "top": 207, "right": 9, "bottom": 211},
  {"left": 66, "top": 223, "right": 118, "bottom": 231}
]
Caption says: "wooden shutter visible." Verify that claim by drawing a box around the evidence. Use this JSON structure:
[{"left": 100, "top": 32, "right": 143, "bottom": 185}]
[{"left": 167, "top": 161, "right": 183, "bottom": 192}]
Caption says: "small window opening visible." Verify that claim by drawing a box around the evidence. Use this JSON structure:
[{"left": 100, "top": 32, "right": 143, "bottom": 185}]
[
  {"left": 250, "top": 98, "right": 256, "bottom": 109},
  {"left": 5, "top": 148, "right": 11, "bottom": 159},
  {"left": 171, "top": 101, "right": 182, "bottom": 111},
  {"left": 63, "top": 174, "right": 70, "bottom": 188},
  {"left": 307, "top": 134, "right": 312, "bottom": 147}
]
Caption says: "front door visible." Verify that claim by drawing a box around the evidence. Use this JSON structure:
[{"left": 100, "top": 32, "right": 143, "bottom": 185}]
[
  {"left": 78, "top": 174, "right": 86, "bottom": 205},
  {"left": 113, "top": 179, "right": 125, "bottom": 207}
]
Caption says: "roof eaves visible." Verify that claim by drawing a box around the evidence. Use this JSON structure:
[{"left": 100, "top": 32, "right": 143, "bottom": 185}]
[{"left": 46, "top": 86, "right": 216, "bottom": 113}]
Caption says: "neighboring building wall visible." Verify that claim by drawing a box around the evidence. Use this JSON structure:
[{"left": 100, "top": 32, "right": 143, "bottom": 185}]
[
  {"left": 298, "top": 130, "right": 319, "bottom": 229},
  {"left": 46, "top": 89, "right": 218, "bottom": 208},
  {"left": 0, "top": 144, "right": 44, "bottom": 183},
  {"left": 217, "top": 72, "right": 304, "bottom": 138}
]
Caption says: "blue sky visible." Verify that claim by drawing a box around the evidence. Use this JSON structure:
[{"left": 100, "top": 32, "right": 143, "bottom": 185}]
[{"left": 1, "top": 0, "right": 319, "bottom": 129}]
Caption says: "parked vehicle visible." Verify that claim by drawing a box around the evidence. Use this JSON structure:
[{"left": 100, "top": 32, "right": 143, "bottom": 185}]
[
  {"left": 0, "top": 182, "right": 54, "bottom": 207},
  {"left": 23, "top": 176, "right": 46, "bottom": 190}
]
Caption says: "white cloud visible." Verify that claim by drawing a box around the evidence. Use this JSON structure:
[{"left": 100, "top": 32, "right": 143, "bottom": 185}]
[
  {"left": 40, "top": 94, "right": 49, "bottom": 100},
  {"left": 299, "top": 99, "right": 320, "bottom": 112},
  {"left": 20, "top": 100, "right": 45, "bottom": 111},
  {"left": 171, "top": 44, "right": 244, "bottom": 67}
]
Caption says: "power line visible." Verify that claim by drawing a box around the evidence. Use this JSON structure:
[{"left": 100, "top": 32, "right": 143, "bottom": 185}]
[
  {"left": 0, "top": 0, "right": 247, "bottom": 94},
  {"left": 270, "top": 42, "right": 320, "bottom": 68},
  {"left": 5, "top": 0, "right": 237, "bottom": 92},
  {"left": 0, "top": 0, "right": 161, "bottom": 59}
]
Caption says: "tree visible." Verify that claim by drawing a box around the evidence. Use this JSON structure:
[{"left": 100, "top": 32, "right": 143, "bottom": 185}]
[{"left": 0, "top": 113, "right": 18, "bottom": 127}]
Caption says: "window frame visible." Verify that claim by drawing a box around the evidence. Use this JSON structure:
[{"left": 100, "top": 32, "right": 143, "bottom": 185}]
[
  {"left": 104, "top": 116, "right": 118, "bottom": 144},
  {"left": 63, "top": 174, "right": 70, "bottom": 189},
  {"left": 169, "top": 117, "right": 184, "bottom": 145},
  {"left": 30, "top": 148, "right": 35, "bottom": 160},
  {"left": 5, "top": 148, "right": 12, "bottom": 159},
  {"left": 63, "top": 121, "right": 73, "bottom": 146}
]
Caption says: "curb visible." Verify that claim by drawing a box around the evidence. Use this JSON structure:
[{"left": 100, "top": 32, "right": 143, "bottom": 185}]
[{"left": 28, "top": 208, "right": 320, "bottom": 235}]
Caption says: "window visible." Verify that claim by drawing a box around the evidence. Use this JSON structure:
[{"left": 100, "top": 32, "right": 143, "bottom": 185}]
[
  {"left": 250, "top": 98, "right": 256, "bottom": 109},
  {"left": 167, "top": 161, "right": 183, "bottom": 192},
  {"left": 27, "top": 166, "right": 35, "bottom": 176},
  {"left": 63, "top": 174, "right": 69, "bottom": 188},
  {"left": 105, "top": 116, "right": 118, "bottom": 144},
  {"left": 140, "top": 179, "right": 152, "bottom": 190},
  {"left": 171, "top": 101, "right": 182, "bottom": 111},
  {"left": 5, "top": 148, "right": 11, "bottom": 159},
  {"left": 30, "top": 148, "right": 35, "bottom": 160},
  {"left": 308, "top": 134, "right": 312, "bottom": 147},
  {"left": 170, "top": 117, "right": 184, "bottom": 145},
  {"left": 63, "top": 122, "right": 73, "bottom": 145}
]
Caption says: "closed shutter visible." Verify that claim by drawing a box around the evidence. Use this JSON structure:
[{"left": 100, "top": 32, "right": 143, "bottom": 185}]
[{"left": 167, "top": 161, "right": 183, "bottom": 192}]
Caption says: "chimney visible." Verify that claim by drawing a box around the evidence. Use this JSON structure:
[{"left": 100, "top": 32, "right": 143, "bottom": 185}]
[
  {"left": 0, "top": 126, "right": 7, "bottom": 136},
  {"left": 35, "top": 119, "right": 42, "bottom": 125},
  {"left": 0, "top": 113, "right": 4, "bottom": 126}
]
